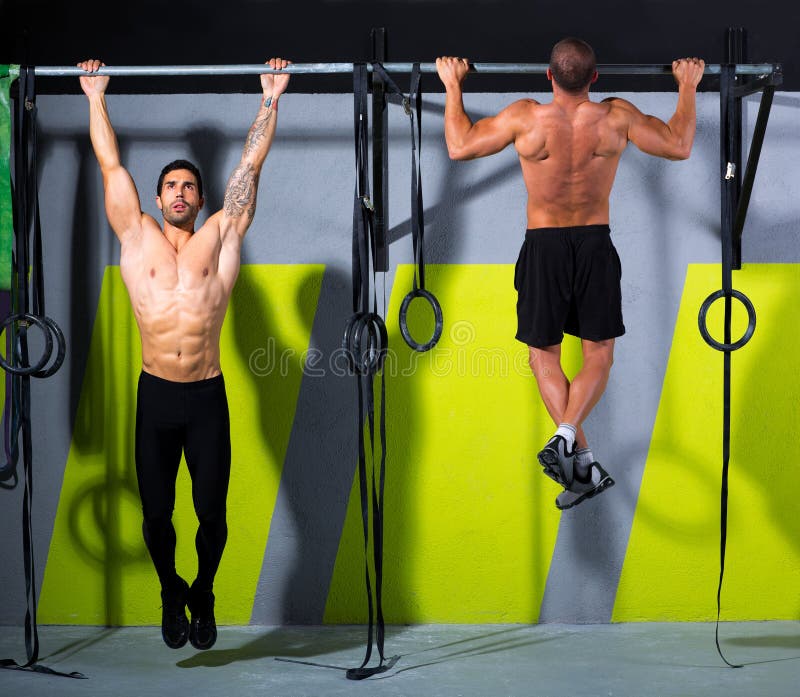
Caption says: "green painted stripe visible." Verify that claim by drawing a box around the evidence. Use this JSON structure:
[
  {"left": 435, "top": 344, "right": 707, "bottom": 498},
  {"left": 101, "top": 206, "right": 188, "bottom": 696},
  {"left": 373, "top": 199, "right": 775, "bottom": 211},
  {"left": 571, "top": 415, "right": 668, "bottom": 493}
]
[
  {"left": 614, "top": 264, "right": 800, "bottom": 621},
  {"left": 324, "top": 264, "right": 568, "bottom": 623},
  {"left": 0, "top": 65, "right": 16, "bottom": 291}
]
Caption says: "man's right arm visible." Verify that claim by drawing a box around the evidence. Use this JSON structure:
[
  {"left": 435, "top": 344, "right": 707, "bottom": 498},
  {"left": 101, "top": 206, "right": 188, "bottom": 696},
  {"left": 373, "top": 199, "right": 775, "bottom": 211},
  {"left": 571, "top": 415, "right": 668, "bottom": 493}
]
[
  {"left": 79, "top": 59, "right": 143, "bottom": 243},
  {"left": 436, "top": 56, "right": 523, "bottom": 160},
  {"left": 612, "top": 57, "right": 705, "bottom": 161}
]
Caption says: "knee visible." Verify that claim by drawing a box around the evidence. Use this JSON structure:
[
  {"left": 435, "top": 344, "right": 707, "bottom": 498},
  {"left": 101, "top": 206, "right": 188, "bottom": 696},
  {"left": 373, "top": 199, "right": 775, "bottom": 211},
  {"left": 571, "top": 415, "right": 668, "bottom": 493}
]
[
  {"left": 141, "top": 512, "right": 174, "bottom": 543},
  {"left": 529, "top": 350, "right": 559, "bottom": 379},
  {"left": 196, "top": 506, "right": 227, "bottom": 531},
  {"left": 586, "top": 347, "right": 614, "bottom": 374}
]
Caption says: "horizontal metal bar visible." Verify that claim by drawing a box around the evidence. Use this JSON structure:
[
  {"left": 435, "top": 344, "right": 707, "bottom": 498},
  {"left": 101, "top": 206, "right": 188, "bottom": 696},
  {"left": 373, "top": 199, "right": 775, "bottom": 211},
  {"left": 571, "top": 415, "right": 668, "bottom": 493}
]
[{"left": 32, "top": 62, "right": 780, "bottom": 78}]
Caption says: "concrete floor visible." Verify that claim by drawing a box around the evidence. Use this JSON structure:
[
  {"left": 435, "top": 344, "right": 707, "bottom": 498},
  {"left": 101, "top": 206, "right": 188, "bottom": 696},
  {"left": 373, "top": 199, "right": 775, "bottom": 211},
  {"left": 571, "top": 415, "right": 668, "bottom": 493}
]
[{"left": 1, "top": 622, "right": 799, "bottom": 696}]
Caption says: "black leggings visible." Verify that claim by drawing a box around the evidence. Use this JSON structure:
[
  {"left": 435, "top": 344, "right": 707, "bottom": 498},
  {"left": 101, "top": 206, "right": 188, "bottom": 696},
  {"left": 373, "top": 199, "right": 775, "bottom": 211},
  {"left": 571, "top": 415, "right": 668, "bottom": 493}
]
[{"left": 135, "top": 371, "right": 231, "bottom": 592}]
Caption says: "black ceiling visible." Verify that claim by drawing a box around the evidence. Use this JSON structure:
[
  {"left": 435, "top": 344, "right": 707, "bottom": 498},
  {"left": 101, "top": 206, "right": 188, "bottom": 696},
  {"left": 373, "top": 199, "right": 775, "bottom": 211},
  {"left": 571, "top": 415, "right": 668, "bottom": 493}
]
[{"left": 2, "top": 0, "right": 794, "bottom": 94}]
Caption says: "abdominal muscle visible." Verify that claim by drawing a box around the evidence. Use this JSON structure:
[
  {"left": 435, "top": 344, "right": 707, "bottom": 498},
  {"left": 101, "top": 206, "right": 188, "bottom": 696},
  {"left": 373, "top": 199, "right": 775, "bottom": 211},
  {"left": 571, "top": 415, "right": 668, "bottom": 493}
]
[{"left": 120, "top": 234, "right": 233, "bottom": 383}]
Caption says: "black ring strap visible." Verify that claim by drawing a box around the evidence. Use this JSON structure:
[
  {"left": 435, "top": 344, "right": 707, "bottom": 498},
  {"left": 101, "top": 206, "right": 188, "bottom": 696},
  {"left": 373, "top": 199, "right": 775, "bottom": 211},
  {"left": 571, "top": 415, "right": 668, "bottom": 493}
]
[
  {"left": 0, "top": 66, "right": 84, "bottom": 681},
  {"left": 375, "top": 62, "right": 443, "bottom": 353},
  {"left": 343, "top": 63, "right": 393, "bottom": 680}
]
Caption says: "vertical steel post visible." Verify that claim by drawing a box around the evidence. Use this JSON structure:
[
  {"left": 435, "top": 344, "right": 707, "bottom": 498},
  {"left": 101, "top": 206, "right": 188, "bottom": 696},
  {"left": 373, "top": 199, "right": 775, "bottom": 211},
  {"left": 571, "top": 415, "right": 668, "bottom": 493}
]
[{"left": 725, "top": 27, "right": 745, "bottom": 269}]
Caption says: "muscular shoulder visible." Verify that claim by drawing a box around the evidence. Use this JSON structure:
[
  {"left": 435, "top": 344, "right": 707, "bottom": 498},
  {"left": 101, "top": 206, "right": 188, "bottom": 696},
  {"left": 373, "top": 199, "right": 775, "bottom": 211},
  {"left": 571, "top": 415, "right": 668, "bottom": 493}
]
[
  {"left": 603, "top": 97, "right": 642, "bottom": 122},
  {"left": 600, "top": 97, "right": 643, "bottom": 132},
  {"left": 495, "top": 98, "right": 542, "bottom": 131},
  {"left": 503, "top": 98, "right": 540, "bottom": 117}
]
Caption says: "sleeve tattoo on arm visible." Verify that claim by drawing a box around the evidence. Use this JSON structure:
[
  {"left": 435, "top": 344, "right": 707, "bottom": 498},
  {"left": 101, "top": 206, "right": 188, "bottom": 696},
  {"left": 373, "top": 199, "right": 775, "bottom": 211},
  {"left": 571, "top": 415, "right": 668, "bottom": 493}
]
[{"left": 223, "top": 107, "right": 274, "bottom": 222}]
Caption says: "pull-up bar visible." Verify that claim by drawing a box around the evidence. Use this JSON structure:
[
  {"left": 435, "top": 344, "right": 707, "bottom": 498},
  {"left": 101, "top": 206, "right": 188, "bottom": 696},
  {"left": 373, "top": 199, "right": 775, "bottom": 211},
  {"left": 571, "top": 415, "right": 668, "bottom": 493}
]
[{"left": 33, "top": 62, "right": 780, "bottom": 78}]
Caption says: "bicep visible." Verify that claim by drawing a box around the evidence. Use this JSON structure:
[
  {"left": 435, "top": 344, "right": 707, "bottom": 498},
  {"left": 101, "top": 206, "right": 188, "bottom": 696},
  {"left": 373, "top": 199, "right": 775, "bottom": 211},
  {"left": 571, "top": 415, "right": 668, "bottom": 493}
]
[{"left": 102, "top": 165, "right": 144, "bottom": 241}]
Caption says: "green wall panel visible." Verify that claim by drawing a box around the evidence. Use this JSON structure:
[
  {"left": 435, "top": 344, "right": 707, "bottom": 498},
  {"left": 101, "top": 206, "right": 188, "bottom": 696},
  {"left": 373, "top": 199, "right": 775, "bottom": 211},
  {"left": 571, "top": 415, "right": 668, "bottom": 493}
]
[
  {"left": 39, "top": 263, "right": 323, "bottom": 625},
  {"left": 614, "top": 264, "right": 800, "bottom": 621},
  {"left": 324, "top": 264, "right": 579, "bottom": 623}
]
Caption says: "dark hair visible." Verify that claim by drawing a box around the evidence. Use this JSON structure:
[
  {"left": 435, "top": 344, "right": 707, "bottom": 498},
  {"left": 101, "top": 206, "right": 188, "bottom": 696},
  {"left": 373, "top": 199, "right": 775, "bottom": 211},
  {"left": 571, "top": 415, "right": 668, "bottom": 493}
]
[
  {"left": 549, "top": 37, "right": 597, "bottom": 93},
  {"left": 156, "top": 159, "right": 204, "bottom": 199}
]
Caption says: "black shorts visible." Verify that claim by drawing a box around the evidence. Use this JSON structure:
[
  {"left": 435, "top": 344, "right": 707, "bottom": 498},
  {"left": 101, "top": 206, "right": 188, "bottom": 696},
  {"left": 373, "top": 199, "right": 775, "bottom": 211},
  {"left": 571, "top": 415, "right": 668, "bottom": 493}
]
[{"left": 514, "top": 225, "right": 625, "bottom": 348}]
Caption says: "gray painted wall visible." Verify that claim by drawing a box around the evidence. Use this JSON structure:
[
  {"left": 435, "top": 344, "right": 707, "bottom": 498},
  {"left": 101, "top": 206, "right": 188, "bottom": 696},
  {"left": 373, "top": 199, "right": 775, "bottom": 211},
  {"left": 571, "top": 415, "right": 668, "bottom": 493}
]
[{"left": 0, "top": 87, "right": 793, "bottom": 625}]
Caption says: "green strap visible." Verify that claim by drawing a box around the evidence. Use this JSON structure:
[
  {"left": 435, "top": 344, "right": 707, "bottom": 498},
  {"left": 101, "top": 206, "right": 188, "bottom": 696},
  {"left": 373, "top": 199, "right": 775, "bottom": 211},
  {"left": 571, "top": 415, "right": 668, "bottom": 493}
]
[{"left": 0, "top": 65, "right": 19, "bottom": 291}]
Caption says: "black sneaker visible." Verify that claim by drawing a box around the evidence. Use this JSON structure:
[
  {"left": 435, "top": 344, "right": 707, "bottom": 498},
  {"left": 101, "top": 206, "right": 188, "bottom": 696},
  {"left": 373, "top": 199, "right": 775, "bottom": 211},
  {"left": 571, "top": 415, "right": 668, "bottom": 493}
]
[
  {"left": 188, "top": 584, "right": 217, "bottom": 650},
  {"left": 555, "top": 462, "right": 615, "bottom": 510},
  {"left": 537, "top": 435, "right": 576, "bottom": 488},
  {"left": 160, "top": 577, "right": 190, "bottom": 649}
]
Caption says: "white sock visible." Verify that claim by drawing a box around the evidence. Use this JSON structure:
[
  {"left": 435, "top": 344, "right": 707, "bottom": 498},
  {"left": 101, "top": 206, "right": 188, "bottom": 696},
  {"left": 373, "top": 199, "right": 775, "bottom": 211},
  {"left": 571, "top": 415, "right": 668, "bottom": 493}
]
[
  {"left": 575, "top": 447, "right": 594, "bottom": 480},
  {"left": 554, "top": 423, "right": 576, "bottom": 451}
]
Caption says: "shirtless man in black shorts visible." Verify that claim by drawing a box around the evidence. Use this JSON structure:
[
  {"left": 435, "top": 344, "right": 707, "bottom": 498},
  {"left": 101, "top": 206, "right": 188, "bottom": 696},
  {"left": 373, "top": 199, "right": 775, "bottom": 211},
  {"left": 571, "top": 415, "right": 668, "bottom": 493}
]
[
  {"left": 436, "top": 38, "right": 704, "bottom": 510},
  {"left": 78, "top": 57, "right": 290, "bottom": 649}
]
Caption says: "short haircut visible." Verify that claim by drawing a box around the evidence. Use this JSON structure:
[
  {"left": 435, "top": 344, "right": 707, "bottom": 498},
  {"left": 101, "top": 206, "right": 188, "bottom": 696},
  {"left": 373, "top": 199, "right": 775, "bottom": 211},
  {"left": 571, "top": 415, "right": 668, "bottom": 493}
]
[
  {"left": 156, "top": 159, "right": 204, "bottom": 199},
  {"left": 549, "top": 37, "right": 597, "bottom": 93}
]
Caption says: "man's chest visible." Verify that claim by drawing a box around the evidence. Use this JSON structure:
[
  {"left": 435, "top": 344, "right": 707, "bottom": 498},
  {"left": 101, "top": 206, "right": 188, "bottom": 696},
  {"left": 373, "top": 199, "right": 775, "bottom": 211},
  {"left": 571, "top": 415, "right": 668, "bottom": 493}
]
[{"left": 122, "top": 232, "right": 225, "bottom": 295}]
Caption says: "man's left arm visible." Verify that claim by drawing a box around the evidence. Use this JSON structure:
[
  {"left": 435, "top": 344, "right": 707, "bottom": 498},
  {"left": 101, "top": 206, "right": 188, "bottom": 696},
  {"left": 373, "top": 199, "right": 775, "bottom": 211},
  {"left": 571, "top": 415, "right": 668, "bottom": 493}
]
[
  {"left": 216, "top": 57, "right": 291, "bottom": 240},
  {"left": 619, "top": 57, "right": 704, "bottom": 161}
]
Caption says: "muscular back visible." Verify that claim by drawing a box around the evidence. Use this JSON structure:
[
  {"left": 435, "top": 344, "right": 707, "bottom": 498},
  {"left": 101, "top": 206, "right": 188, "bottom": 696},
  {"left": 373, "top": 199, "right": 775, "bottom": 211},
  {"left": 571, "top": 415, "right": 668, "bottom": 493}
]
[
  {"left": 512, "top": 99, "right": 629, "bottom": 228},
  {"left": 440, "top": 57, "right": 698, "bottom": 229}
]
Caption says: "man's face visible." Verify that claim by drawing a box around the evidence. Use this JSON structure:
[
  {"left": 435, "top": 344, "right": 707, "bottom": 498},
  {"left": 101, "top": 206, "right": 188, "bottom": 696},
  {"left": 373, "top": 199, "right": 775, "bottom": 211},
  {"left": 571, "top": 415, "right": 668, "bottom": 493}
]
[{"left": 156, "top": 169, "right": 204, "bottom": 227}]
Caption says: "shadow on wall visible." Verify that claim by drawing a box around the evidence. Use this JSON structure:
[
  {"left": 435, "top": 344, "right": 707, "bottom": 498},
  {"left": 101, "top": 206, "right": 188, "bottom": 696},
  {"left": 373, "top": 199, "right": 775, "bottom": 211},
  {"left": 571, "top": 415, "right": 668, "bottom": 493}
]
[
  {"left": 52, "top": 135, "right": 146, "bottom": 626},
  {"left": 67, "top": 136, "right": 106, "bottom": 436},
  {"left": 58, "top": 266, "right": 149, "bottom": 626}
]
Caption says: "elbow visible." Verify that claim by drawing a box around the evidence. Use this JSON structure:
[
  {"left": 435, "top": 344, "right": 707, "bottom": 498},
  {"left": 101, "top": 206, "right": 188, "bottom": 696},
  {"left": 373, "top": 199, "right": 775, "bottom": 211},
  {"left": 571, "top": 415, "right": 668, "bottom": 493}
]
[
  {"left": 676, "top": 141, "right": 693, "bottom": 160},
  {"left": 447, "top": 144, "right": 473, "bottom": 161},
  {"left": 671, "top": 131, "right": 695, "bottom": 161},
  {"left": 675, "top": 147, "right": 692, "bottom": 161},
  {"left": 668, "top": 141, "right": 693, "bottom": 161}
]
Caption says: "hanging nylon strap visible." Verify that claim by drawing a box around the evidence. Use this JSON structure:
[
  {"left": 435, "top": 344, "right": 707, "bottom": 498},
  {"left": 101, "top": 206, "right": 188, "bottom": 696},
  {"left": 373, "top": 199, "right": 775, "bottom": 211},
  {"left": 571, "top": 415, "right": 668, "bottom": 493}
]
[
  {"left": 342, "top": 63, "right": 398, "bottom": 681},
  {"left": 372, "top": 63, "right": 443, "bottom": 352},
  {"left": 0, "top": 65, "right": 19, "bottom": 489},
  {"left": 0, "top": 66, "right": 82, "bottom": 680},
  {"left": 696, "top": 64, "right": 756, "bottom": 670},
  {"left": 0, "top": 67, "right": 64, "bottom": 381}
]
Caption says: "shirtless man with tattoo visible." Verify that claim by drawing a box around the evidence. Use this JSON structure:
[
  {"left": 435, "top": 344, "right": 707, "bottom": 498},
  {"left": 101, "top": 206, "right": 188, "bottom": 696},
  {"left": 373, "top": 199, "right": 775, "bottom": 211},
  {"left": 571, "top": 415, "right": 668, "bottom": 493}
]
[
  {"left": 437, "top": 39, "right": 703, "bottom": 511},
  {"left": 78, "top": 57, "right": 290, "bottom": 650}
]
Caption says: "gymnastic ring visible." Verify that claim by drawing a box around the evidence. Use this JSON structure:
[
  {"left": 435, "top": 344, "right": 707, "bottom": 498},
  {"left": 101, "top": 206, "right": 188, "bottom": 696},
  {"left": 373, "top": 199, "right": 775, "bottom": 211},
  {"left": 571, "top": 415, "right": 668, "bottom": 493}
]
[
  {"left": 399, "top": 288, "right": 443, "bottom": 352},
  {"left": 698, "top": 289, "right": 756, "bottom": 352},
  {"left": 353, "top": 313, "right": 388, "bottom": 375},
  {"left": 348, "top": 312, "right": 388, "bottom": 375},
  {"left": 342, "top": 312, "right": 367, "bottom": 373},
  {"left": 31, "top": 316, "right": 66, "bottom": 378},
  {"left": 0, "top": 313, "right": 53, "bottom": 375}
]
